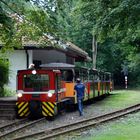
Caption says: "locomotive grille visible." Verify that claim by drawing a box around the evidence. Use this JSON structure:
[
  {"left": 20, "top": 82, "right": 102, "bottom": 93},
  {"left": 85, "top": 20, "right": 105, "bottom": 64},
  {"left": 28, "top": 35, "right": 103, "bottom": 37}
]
[
  {"left": 32, "top": 94, "right": 40, "bottom": 98},
  {"left": 42, "top": 102, "right": 56, "bottom": 117}
]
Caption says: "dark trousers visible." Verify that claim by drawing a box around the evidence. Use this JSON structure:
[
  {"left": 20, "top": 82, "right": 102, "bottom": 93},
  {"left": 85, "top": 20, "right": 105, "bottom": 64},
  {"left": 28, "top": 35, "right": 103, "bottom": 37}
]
[{"left": 77, "top": 98, "right": 83, "bottom": 116}]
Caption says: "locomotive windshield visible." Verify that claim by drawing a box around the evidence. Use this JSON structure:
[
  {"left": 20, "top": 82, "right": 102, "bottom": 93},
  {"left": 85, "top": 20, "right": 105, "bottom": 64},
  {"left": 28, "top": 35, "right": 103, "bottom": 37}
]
[{"left": 23, "top": 74, "right": 49, "bottom": 91}]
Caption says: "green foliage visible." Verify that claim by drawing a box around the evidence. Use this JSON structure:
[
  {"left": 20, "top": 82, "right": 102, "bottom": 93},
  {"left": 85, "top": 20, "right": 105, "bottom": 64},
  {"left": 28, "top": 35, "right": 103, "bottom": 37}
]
[
  {"left": 2, "top": 87, "right": 16, "bottom": 97},
  {"left": 90, "top": 0, "right": 140, "bottom": 45},
  {"left": 52, "top": 0, "right": 93, "bottom": 53},
  {"left": 0, "top": 0, "right": 140, "bottom": 87},
  {"left": 0, "top": 0, "right": 58, "bottom": 51},
  {"left": 127, "top": 51, "right": 140, "bottom": 86},
  {"left": 53, "top": 0, "right": 140, "bottom": 86},
  {"left": 0, "top": 0, "right": 27, "bottom": 50},
  {"left": 0, "top": 59, "right": 9, "bottom": 96}
]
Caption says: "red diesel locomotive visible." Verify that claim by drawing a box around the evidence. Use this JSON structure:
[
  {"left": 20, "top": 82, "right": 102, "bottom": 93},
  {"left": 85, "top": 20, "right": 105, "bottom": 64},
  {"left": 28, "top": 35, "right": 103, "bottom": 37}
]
[{"left": 16, "top": 63, "right": 112, "bottom": 118}]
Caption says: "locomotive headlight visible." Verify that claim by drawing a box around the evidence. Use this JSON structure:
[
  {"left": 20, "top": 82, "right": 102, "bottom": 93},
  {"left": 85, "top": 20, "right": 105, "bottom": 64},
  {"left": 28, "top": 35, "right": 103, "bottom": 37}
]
[
  {"left": 47, "top": 90, "right": 54, "bottom": 97},
  {"left": 17, "top": 92, "right": 23, "bottom": 98},
  {"left": 32, "top": 70, "right": 37, "bottom": 75},
  {"left": 48, "top": 92, "right": 53, "bottom": 97}
]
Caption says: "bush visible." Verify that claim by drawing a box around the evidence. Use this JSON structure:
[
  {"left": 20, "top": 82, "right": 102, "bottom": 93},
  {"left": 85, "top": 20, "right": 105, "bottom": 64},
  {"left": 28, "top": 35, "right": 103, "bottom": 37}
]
[
  {"left": 3, "top": 86, "right": 16, "bottom": 97},
  {"left": 0, "top": 59, "right": 9, "bottom": 96}
]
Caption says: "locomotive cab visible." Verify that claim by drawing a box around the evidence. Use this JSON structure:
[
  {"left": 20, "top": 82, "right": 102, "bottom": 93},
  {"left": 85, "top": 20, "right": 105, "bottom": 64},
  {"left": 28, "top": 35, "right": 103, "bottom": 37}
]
[
  {"left": 16, "top": 63, "right": 76, "bottom": 118},
  {"left": 16, "top": 69, "right": 60, "bottom": 118}
]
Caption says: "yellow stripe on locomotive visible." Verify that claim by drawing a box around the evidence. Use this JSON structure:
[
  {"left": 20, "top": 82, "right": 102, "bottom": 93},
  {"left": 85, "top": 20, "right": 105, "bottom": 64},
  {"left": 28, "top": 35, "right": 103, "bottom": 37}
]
[
  {"left": 16, "top": 102, "right": 30, "bottom": 117},
  {"left": 42, "top": 102, "right": 56, "bottom": 117}
]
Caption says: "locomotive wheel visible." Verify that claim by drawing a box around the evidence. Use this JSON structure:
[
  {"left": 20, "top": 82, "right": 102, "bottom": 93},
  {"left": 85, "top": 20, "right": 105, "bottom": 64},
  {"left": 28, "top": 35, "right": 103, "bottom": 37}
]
[
  {"left": 54, "top": 105, "right": 58, "bottom": 115},
  {"left": 15, "top": 106, "right": 20, "bottom": 119}
]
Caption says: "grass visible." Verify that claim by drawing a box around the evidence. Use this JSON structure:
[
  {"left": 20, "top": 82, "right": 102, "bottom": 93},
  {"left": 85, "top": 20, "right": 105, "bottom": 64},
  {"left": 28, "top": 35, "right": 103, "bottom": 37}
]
[
  {"left": 65, "top": 90, "right": 140, "bottom": 140},
  {"left": 100, "top": 90, "right": 140, "bottom": 109},
  {"left": 81, "top": 112, "right": 140, "bottom": 140},
  {"left": 82, "top": 90, "right": 140, "bottom": 140}
]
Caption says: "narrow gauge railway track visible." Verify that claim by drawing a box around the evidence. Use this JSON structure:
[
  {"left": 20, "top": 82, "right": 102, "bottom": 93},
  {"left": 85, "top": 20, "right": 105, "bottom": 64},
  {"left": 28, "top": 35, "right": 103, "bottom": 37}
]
[
  {"left": 0, "top": 118, "right": 28, "bottom": 133},
  {"left": 13, "top": 103, "right": 140, "bottom": 140},
  {"left": 0, "top": 117, "right": 46, "bottom": 140}
]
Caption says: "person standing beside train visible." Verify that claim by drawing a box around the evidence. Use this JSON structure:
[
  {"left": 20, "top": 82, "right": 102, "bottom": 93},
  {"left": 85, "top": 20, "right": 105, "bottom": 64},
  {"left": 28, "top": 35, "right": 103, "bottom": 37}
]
[{"left": 74, "top": 78, "right": 86, "bottom": 116}]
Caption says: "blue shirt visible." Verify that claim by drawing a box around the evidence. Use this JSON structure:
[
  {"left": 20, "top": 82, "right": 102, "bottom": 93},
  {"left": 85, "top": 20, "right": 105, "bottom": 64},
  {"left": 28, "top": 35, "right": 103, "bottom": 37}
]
[{"left": 74, "top": 83, "right": 85, "bottom": 99}]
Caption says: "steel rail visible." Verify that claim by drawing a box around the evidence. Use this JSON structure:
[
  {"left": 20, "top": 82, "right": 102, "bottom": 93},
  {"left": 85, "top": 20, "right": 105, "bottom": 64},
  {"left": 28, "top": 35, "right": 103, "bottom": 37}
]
[
  {"left": 0, "top": 118, "right": 28, "bottom": 130},
  {"left": 12, "top": 103, "right": 140, "bottom": 140},
  {"left": 0, "top": 117, "right": 46, "bottom": 139}
]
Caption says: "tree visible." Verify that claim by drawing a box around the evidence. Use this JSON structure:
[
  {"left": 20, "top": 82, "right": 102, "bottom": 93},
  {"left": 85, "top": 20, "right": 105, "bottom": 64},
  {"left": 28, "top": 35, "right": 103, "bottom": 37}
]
[
  {"left": 90, "top": 0, "right": 140, "bottom": 46},
  {"left": 1, "top": 0, "right": 140, "bottom": 86},
  {"left": 0, "top": 59, "right": 9, "bottom": 96},
  {"left": 53, "top": 0, "right": 140, "bottom": 86},
  {"left": 0, "top": 0, "right": 58, "bottom": 51}
]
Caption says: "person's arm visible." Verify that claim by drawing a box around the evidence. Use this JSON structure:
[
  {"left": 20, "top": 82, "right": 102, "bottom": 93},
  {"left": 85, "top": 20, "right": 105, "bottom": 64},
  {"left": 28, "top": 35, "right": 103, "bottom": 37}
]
[
  {"left": 74, "top": 85, "right": 77, "bottom": 96},
  {"left": 85, "top": 87, "right": 87, "bottom": 94},
  {"left": 84, "top": 86, "right": 88, "bottom": 99}
]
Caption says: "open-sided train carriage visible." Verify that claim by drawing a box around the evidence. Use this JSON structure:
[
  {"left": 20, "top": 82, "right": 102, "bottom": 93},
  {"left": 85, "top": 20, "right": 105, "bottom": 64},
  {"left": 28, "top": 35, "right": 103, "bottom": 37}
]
[{"left": 16, "top": 63, "right": 112, "bottom": 118}]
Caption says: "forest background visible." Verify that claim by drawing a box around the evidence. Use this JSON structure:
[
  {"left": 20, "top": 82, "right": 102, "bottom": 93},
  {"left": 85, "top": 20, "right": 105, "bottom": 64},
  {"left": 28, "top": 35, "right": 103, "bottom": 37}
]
[{"left": 0, "top": 0, "right": 140, "bottom": 93}]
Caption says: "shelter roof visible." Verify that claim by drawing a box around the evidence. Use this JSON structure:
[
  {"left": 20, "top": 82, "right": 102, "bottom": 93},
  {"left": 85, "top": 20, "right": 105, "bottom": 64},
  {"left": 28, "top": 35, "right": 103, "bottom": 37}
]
[
  {"left": 40, "top": 63, "right": 75, "bottom": 70},
  {"left": 0, "top": 35, "right": 91, "bottom": 62}
]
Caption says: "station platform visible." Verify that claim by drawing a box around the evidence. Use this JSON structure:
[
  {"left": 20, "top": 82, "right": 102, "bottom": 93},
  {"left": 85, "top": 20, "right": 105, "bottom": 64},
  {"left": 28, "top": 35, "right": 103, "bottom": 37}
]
[
  {"left": 0, "top": 96, "right": 17, "bottom": 119},
  {"left": 0, "top": 96, "right": 17, "bottom": 101}
]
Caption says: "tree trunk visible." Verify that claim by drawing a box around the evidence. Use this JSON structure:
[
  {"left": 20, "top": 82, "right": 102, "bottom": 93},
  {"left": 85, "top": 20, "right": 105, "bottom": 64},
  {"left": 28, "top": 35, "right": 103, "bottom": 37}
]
[{"left": 92, "top": 35, "right": 97, "bottom": 69}]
